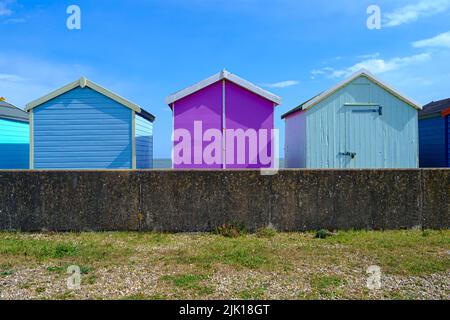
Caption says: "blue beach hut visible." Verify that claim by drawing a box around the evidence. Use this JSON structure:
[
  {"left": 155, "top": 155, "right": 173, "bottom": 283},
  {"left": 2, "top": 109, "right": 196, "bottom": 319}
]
[
  {"left": 0, "top": 98, "right": 29, "bottom": 169},
  {"left": 282, "top": 69, "right": 421, "bottom": 169},
  {"left": 419, "top": 98, "right": 450, "bottom": 168},
  {"left": 26, "top": 77, "right": 155, "bottom": 169}
]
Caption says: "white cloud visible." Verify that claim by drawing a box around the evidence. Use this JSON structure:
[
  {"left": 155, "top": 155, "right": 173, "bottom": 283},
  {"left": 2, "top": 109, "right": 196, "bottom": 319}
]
[
  {"left": 384, "top": 0, "right": 450, "bottom": 27},
  {"left": 413, "top": 31, "right": 450, "bottom": 48},
  {"left": 262, "top": 80, "right": 299, "bottom": 88},
  {"left": 312, "top": 53, "right": 431, "bottom": 79},
  {"left": 0, "top": 1, "right": 13, "bottom": 16}
]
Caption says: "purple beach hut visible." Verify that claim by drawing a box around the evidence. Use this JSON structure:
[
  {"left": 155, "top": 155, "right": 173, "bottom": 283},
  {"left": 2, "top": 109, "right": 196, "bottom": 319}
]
[{"left": 165, "top": 70, "right": 281, "bottom": 169}]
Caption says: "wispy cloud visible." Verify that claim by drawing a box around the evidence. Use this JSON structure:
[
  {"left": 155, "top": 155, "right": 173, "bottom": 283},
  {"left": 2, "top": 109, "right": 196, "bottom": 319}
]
[
  {"left": 384, "top": 0, "right": 450, "bottom": 27},
  {"left": 312, "top": 53, "right": 431, "bottom": 79},
  {"left": 262, "top": 80, "right": 299, "bottom": 89},
  {"left": 413, "top": 30, "right": 450, "bottom": 48},
  {"left": 0, "top": 73, "right": 24, "bottom": 82},
  {"left": 0, "top": 0, "right": 13, "bottom": 16},
  {"left": 3, "top": 17, "right": 26, "bottom": 24}
]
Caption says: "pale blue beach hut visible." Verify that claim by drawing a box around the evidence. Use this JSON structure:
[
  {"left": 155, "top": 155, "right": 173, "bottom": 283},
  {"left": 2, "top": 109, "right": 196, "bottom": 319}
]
[
  {"left": 282, "top": 69, "right": 421, "bottom": 169},
  {"left": 26, "top": 77, "right": 155, "bottom": 169}
]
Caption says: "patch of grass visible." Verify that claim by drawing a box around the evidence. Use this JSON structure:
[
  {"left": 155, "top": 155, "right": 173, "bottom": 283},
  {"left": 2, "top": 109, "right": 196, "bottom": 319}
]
[
  {"left": 147, "top": 294, "right": 168, "bottom": 300},
  {"left": 322, "top": 230, "right": 450, "bottom": 275},
  {"left": 0, "top": 239, "right": 78, "bottom": 259},
  {"left": 46, "top": 266, "right": 65, "bottom": 273},
  {"left": 298, "top": 291, "right": 320, "bottom": 300},
  {"left": 0, "top": 233, "right": 132, "bottom": 265},
  {"left": 311, "top": 275, "right": 345, "bottom": 290},
  {"left": 172, "top": 236, "right": 277, "bottom": 270},
  {"left": 161, "top": 273, "right": 206, "bottom": 287},
  {"left": 256, "top": 227, "right": 277, "bottom": 238},
  {"left": 53, "top": 291, "right": 76, "bottom": 300},
  {"left": 53, "top": 243, "right": 78, "bottom": 258},
  {"left": 239, "top": 286, "right": 267, "bottom": 300},
  {"left": 310, "top": 275, "right": 346, "bottom": 299},
  {"left": 122, "top": 293, "right": 167, "bottom": 300},
  {"left": 35, "top": 287, "right": 46, "bottom": 294},
  {"left": 19, "top": 282, "right": 32, "bottom": 290},
  {"left": 122, "top": 293, "right": 147, "bottom": 300},
  {"left": 214, "top": 224, "right": 247, "bottom": 238},
  {"left": 0, "top": 269, "right": 14, "bottom": 276},
  {"left": 161, "top": 273, "right": 214, "bottom": 296},
  {"left": 46, "top": 265, "right": 92, "bottom": 275},
  {"left": 80, "top": 266, "right": 92, "bottom": 274},
  {"left": 107, "top": 232, "right": 172, "bottom": 246},
  {"left": 83, "top": 273, "right": 97, "bottom": 285},
  {"left": 315, "top": 229, "right": 333, "bottom": 239},
  {"left": 422, "top": 230, "right": 431, "bottom": 237}
]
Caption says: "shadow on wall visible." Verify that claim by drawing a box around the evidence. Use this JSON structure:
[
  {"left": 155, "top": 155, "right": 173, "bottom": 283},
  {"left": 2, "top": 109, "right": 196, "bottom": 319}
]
[
  {"left": 0, "top": 143, "right": 29, "bottom": 169},
  {"left": 107, "top": 145, "right": 133, "bottom": 169}
]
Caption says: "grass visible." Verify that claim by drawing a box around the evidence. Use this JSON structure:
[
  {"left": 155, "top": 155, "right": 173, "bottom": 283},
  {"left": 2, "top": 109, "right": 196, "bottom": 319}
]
[
  {"left": 256, "top": 227, "right": 277, "bottom": 238},
  {"left": 0, "top": 239, "right": 78, "bottom": 259},
  {"left": 122, "top": 293, "right": 167, "bottom": 300},
  {"left": 0, "top": 230, "right": 448, "bottom": 300},
  {"left": 321, "top": 230, "right": 449, "bottom": 275},
  {"left": 239, "top": 286, "right": 267, "bottom": 299},
  {"left": 161, "top": 274, "right": 214, "bottom": 296},
  {"left": 170, "top": 236, "right": 276, "bottom": 270}
]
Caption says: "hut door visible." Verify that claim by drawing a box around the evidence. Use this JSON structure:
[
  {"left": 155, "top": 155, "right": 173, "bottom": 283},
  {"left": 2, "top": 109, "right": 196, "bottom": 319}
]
[{"left": 343, "top": 106, "right": 383, "bottom": 168}]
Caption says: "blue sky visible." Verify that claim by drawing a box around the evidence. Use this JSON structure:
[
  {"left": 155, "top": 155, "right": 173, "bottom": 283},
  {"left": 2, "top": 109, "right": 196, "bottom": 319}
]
[{"left": 1, "top": 0, "right": 450, "bottom": 158}]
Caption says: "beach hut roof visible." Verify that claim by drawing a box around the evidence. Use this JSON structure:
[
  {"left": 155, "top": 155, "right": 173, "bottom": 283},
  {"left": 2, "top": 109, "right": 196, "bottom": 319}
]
[
  {"left": 25, "top": 77, "right": 155, "bottom": 122},
  {"left": 0, "top": 99, "right": 28, "bottom": 122},
  {"left": 165, "top": 69, "right": 282, "bottom": 106},
  {"left": 419, "top": 98, "right": 450, "bottom": 117},
  {"left": 282, "top": 69, "right": 422, "bottom": 119}
]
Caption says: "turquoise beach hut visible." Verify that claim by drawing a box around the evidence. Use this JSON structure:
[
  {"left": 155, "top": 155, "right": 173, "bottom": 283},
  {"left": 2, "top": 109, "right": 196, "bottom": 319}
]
[
  {"left": 282, "top": 69, "right": 421, "bottom": 169},
  {"left": 26, "top": 77, "right": 155, "bottom": 169},
  {"left": 0, "top": 98, "right": 29, "bottom": 169}
]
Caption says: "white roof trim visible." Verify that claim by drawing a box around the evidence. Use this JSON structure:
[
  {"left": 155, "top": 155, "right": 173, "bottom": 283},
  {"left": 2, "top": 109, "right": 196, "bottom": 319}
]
[
  {"left": 25, "top": 77, "right": 142, "bottom": 113},
  {"left": 164, "top": 69, "right": 282, "bottom": 105},
  {"left": 302, "top": 69, "right": 422, "bottom": 111}
]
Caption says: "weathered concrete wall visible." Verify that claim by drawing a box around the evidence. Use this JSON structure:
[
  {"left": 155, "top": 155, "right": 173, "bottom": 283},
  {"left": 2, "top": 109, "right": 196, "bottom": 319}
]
[{"left": 0, "top": 170, "right": 448, "bottom": 232}]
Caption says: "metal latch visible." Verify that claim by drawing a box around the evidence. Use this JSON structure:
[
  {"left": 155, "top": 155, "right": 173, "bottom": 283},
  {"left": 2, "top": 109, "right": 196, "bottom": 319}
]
[
  {"left": 339, "top": 152, "right": 357, "bottom": 159},
  {"left": 352, "top": 106, "right": 382, "bottom": 116}
]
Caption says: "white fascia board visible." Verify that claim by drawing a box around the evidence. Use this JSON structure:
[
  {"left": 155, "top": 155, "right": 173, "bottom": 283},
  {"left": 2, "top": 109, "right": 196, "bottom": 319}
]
[
  {"left": 164, "top": 72, "right": 223, "bottom": 105},
  {"left": 165, "top": 70, "right": 282, "bottom": 106},
  {"left": 25, "top": 77, "right": 142, "bottom": 113}
]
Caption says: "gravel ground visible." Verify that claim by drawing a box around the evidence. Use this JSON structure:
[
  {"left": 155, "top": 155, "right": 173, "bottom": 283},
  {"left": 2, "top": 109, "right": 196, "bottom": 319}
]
[
  {"left": 1, "top": 263, "right": 448, "bottom": 300},
  {"left": 0, "top": 231, "right": 448, "bottom": 300}
]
